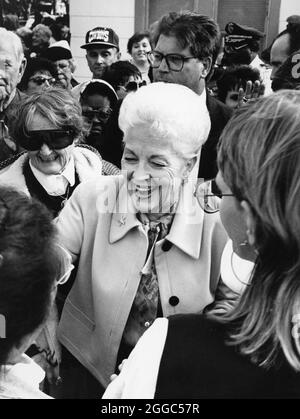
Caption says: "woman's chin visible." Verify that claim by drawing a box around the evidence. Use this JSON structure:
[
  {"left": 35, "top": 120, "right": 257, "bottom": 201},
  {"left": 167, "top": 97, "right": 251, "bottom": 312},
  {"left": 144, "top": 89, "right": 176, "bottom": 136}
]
[{"left": 33, "top": 159, "right": 64, "bottom": 175}]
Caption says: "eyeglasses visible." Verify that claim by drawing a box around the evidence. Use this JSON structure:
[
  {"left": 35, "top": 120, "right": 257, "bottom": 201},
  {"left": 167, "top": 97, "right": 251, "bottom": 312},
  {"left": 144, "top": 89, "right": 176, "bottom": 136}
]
[
  {"left": 28, "top": 76, "right": 56, "bottom": 86},
  {"left": 122, "top": 80, "right": 147, "bottom": 92},
  {"left": 149, "top": 51, "right": 197, "bottom": 72},
  {"left": 56, "top": 244, "right": 74, "bottom": 285},
  {"left": 82, "top": 109, "right": 112, "bottom": 123},
  {"left": 20, "top": 128, "right": 75, "bottom": 151},
  {"left": 195, "top": 180, "right": 234, "bottom": 213}
]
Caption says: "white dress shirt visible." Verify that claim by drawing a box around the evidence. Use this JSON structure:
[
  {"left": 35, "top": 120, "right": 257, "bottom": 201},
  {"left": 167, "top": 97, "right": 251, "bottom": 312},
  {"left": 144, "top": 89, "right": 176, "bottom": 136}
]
[{"left": 29, "top": 157, "right": 75, "bottom": 196}]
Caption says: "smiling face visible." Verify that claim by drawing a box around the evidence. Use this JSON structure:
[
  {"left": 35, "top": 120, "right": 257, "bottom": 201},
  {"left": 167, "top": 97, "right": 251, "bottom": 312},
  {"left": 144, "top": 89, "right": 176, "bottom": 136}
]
[
  {"left": 86, "top": 46, "right": 120, "bottom": 78},
  {"left": 130, "top": 37, "right": 152, "bottom": 65},
  {"left": 27, "top": 113, "right": 74, "bottom": 176},
  {"left": 153, "top": 34, "right": 210, "bottom": 95},
  {"left": 121, "top": 124, "right": 193, "bottom": 216}
]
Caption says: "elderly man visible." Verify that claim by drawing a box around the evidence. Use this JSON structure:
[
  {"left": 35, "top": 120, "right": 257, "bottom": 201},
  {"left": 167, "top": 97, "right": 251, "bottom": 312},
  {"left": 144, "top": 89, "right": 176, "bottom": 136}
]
[
  {"left": 43, "top": 40, "right": 78, "bottom": 90},
  {"left": 151, "top": 11, "right": 232, "bottom": 180},
  {"left": 0, "top": 28, "right": 27, "bottom": 162}
]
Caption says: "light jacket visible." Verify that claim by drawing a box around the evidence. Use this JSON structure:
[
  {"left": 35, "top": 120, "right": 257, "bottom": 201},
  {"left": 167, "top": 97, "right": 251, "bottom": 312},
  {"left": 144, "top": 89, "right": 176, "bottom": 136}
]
[{"left": 56, "top": 175, "right": 227, "bottom": 387}]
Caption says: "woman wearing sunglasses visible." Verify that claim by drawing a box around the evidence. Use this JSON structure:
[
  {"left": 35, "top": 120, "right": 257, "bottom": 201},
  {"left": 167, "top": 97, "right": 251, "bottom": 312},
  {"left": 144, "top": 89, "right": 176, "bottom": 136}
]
[
  {"left": 18, "top": 57, "right": 58, "bottom": 96},
  {"left": 0, "top": 187, "right": 73, "bottom": 399},
  {"left": 0, "top": 87, "right": 103, "bottom": 217},
  {"left": 104, "top": 90, "right": 300, "bottom": 399}
]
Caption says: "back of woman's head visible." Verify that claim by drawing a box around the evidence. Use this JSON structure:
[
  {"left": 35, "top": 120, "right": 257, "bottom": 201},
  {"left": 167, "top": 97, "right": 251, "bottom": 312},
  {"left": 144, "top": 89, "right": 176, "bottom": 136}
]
[
  {"left": 218, "top": 90, "right": 300, "bottom": 256},
  {"left": 217, "top": 90, "right": 300, "bottom": 369},
  {"left": 0, "top": 187, "right": 59, "bottom": 365},
  {"left": 12, "top": 87, "right": 83, "bottom": 144}
]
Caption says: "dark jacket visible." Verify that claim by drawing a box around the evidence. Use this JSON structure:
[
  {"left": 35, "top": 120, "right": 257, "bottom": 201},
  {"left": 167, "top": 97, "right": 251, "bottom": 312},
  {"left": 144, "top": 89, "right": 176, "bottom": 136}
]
[
  {"left": 155, "top": 314, "right": 300, "bottom": 399},
  {"left": 0, "top": 89, "right": 27, "bottom": 163},
  {"left": 198, "top": 93, "right": 233, "bottom": 180}
]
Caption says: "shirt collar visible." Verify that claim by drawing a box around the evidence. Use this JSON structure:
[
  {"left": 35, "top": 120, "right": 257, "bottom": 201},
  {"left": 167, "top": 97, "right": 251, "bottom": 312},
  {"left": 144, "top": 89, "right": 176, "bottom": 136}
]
[
  {"left": 29, "top": 156, "right": 75, "bottom": 195},
  {"left": 109, "top": 177, "right": 204, "bottom": 259}
]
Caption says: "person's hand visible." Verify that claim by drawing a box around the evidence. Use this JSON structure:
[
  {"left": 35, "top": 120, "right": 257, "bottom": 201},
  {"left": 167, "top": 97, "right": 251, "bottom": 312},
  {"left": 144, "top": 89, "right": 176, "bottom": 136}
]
[{"left": 237, "top": 80, "right": 265, "bottom": 108}]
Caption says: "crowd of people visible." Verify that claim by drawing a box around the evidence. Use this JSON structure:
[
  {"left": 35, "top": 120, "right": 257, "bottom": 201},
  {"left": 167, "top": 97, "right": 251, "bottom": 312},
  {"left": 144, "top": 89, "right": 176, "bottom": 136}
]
[{"left": 0, "top": 8, "right": 300, "bottom": 399}]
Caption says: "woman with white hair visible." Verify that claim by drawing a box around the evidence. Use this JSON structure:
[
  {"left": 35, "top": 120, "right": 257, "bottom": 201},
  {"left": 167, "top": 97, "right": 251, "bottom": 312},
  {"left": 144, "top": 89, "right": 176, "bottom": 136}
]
[
  {"left": 104, "top": 90, "right": 300, "bottom": 399},
  {"left": 55, "top": 82, "right": 227, "bottom": 398}
]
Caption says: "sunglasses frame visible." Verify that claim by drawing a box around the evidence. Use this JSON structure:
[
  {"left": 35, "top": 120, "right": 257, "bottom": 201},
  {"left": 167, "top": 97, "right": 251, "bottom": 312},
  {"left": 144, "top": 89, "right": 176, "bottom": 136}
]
[{"left": 21, "top": 128, "right": 75, "bottom": 151}]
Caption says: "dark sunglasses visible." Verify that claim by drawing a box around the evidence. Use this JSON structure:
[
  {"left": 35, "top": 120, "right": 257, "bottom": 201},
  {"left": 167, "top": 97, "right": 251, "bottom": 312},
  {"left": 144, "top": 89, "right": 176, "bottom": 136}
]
[
  {"left": 82, "top": 109, "right": 112, "bottom": 122},
  {"left": 124, "top": 80, "right": 147, "bottom": 92},
  {"left": 29, "top": 76, "right": 56, "bottom": 86},
  {"left": 20, "top": 129, "right": 75, "bottom": 151}
]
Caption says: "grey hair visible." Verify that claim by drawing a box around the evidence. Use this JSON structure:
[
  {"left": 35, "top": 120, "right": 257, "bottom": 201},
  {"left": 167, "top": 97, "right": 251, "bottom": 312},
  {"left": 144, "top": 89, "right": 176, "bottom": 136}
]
[
  {"left": 0, "top": 28, "right": 24, "bottom": 63},
  {"left": 119, "top": 82, "right": 210, "bottom": 158}
]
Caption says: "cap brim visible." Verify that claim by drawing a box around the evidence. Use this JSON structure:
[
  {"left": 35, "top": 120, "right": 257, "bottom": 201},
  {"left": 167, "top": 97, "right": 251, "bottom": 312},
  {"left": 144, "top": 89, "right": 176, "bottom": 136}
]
[{"left": 81, "top": 42, "right": 119, "bottom": 50}]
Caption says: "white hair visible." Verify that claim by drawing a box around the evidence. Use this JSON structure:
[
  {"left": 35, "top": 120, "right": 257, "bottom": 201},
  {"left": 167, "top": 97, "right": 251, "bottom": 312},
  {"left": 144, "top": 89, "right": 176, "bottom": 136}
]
[
  {"left": 119, "top": 82, "right": 211, "bottom": 157},
  {"left": 0, "top": 28, "right": 24, "bottom": 62}
]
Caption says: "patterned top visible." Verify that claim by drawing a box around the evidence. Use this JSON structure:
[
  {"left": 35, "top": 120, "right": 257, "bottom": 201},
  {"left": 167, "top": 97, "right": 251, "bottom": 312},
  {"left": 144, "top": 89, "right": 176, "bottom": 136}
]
[{"left": 121, "top": 213, "right": 174, "bottom": 348}]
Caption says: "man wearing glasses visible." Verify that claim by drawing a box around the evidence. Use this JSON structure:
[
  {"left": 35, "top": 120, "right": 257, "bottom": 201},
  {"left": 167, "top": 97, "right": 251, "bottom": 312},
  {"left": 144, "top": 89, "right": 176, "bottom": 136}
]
[
  {"left": 151, "top": 11, "right": 233, "bottom": 180},
  {"left": 0, "top": 28, "right": 27, "bottom": 163}
]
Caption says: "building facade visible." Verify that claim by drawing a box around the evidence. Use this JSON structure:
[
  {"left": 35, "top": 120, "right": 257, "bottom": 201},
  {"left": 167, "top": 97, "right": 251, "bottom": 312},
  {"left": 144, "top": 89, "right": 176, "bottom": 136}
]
[{"left": 70, "top": 0, "right": 300, "bottom": 82}]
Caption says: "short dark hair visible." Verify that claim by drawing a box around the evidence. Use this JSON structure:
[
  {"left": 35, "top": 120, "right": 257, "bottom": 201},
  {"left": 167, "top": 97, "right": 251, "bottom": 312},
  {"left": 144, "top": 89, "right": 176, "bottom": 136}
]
[
  {"left": 18, "top": 57, "right": 58, "bottom": 91},
  {"left": 0, "top": 187, "right": 60, "bottom": 365},
  {"left": 127, "top": 31, "right": 151, "bottom": 54},
  {"left": 217, "top": 65, "right": 260, "bottom": 103},
  {"left": 153, "top": 11, "right": 221, "bottom": 68},
  {"left": 102, "top": 60, "right": 142, "bottom": 90}
]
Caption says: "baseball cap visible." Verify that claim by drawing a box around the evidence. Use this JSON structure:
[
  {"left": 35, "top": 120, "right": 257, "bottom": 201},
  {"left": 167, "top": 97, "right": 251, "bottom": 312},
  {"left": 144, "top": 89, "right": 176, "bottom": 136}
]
[
  {"left": 43, "top": 40, "right": 73, "bottom": 61},
  {"left": 81, "top": 27, "right": 119, "bottom": 50}
]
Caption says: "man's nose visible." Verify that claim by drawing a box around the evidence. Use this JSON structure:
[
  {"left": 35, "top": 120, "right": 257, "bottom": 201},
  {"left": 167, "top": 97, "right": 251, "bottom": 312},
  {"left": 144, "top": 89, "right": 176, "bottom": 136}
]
[
  {"left": 96, "top": 55, "right": 104, "bottom": 64},
  {"left": 158, "top": 57, "right": 169, "bottom": 72},
  {"left": 270, "top": 66, "right": 278, "bottom": 80}
]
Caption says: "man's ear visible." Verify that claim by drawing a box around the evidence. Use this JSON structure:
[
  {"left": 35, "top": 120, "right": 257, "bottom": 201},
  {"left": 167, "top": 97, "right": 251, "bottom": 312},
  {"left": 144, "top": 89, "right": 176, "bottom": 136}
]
[
  {"left": 200, "top": 57, "right": 212, "bottom": 79},
  {"left": 117, "top": 51, "right": 121, "bottom": 60},
  {"left": 241, "top": 200, "right": 256, "bottom": 246},
  {"left": 17, "top": 57, "right": 27, "bottom": 84}
]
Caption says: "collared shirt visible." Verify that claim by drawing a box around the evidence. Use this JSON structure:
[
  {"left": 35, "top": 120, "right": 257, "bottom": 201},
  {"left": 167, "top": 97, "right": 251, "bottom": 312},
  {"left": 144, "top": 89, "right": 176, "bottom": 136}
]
[{"left": 29, "top": 156, "right": 75, "bottom": 196}]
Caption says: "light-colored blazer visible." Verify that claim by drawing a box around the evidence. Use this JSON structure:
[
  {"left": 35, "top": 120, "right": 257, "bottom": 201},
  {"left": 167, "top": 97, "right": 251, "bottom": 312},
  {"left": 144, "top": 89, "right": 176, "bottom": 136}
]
[{"left": 56, "top": 175, "right": 227, "bottom": 387}]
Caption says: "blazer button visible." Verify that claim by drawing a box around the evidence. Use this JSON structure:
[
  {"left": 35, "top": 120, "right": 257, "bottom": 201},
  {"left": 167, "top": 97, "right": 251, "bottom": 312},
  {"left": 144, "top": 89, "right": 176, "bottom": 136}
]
[{"left": 169, "top": 296, "right": 179, "bottom": 306}]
